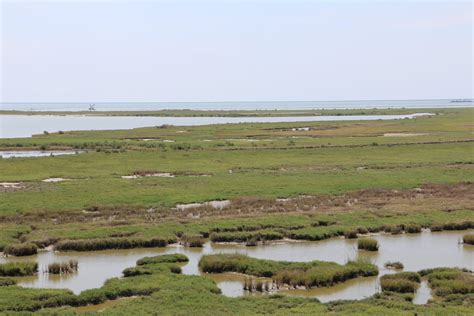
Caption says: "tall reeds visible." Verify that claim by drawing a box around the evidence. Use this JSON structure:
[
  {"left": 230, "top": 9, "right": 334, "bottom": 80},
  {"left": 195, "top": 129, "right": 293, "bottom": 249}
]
[
  {"left": 47, "top": 260, "right": 78, "bottom": 274},
  {"left": 357, "top": 238, "right": 379, "bottom": 251}
]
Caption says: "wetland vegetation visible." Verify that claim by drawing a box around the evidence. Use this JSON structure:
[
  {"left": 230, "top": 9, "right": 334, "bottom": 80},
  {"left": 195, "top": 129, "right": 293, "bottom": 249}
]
[{"left": 0, "top": 107, "right": 472, "bottom": 314}]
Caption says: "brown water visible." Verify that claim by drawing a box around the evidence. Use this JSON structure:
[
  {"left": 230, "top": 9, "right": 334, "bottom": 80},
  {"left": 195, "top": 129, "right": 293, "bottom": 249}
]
[{"left": 1, "top": 230, "right": 472, "bottom": 304}]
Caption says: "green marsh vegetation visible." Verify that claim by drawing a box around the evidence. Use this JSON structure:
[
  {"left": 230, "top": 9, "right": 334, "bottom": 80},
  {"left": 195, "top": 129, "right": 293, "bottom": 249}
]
[
  {"left": 462, "top": 233, "right": 474, "bottom": 245},
  {"left": 419, "top": 268, "right": 474, "bottom": 297},
  {"left": 357, "top": 238, "right": 379, "bottom": 251},
  {"left": 380, "top": 272, "right": 421, "bottom": 293},
  {"left": 0, "top": 261, "right": 37, "bottom": 276},
  {"left": 47, "top": 260, "right": 78, "bottom": 274},
  {"left": 199, "top": 254, "right": 378, "bottom": 288},
  {"left": 0, "top": 108, "right": 473, "bottom": 314}
]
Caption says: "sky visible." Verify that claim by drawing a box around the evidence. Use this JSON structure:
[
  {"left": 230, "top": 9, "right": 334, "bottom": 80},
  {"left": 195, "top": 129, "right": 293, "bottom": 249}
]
[{"left": 0, "top": 0, "right": 472, "bottom": 102}]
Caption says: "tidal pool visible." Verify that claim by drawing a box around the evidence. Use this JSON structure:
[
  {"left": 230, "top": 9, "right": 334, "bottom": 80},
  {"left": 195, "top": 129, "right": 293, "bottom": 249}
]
[
  {"left": 1, "top": 230, "right": 472, "bottom": 304},
  {"left": 0, "top": 150, "right": 81, "bottom": 158}
]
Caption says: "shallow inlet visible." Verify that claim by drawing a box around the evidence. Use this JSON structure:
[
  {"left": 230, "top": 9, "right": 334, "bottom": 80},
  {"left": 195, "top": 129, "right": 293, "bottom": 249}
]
[
  {"left": 0, "top": 113, "right": 432, "bottom": 138},
  {"left": 1, "top": 230, "right": 472, "bottom": 304}
]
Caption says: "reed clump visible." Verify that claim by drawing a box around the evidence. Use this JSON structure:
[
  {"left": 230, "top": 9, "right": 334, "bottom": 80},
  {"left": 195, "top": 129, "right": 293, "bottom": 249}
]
[
  {"left": 0, "top": 262, "right": 38, "bottom": 276},
  {"left": 357, "top": 238, "right": 379, "bottom": 251},
  {"left": 180, "top": 235, "right": 204, "bottom": 247},
  {"left": 380, "top": 272, "right": 421, "bottom": 293},
  {"left": 344, "top": 230, "right": 358, "bottom": 239},
  {"left": 405, "top": 224, "right": 422, "bottom": 234},
  {"left": 462, "top": 234, "right": 474, "bottom": 245},
  {"left": 47, "top": 260, "right": 78, "bottom": 274},
  {"left": 243, "top": 278, "right": 272, "bottom": 292},
  {"left": 4, "top": 243, "right": 38, "bottom": 256}
]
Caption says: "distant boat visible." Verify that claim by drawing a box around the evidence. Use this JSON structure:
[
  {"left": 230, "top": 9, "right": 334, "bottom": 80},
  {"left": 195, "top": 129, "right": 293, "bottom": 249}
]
[{"left": 88, "top": 104, "right": 96, "bottom": 111}]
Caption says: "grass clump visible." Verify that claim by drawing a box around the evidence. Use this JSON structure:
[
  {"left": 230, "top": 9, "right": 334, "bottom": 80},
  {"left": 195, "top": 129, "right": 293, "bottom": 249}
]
[
  {"left": 462, "top": 234, "right": 474, "bottom": 245},
  {"left": 54, "top": 237, "right": 168, "bottom": 251},
  {"left": 0, "top": 262, "right": 38, "bottom": 276},
  {"left": 0, "top": 277, "right": 16, "bottom": 286},
  {"left": 199, "top": 254, "right": 378, "bottom": 288},
  {"left": 180, "top": 235, "right": 205, "bottom": 247},
  {"left": 4, "top": 243, "right": 38, "bottom": 256},
  {"left": 47, "top": 260, "right": 78, "bottom": 274},
  {"left": 405, "top": 224, "right": 422, "bottom": 233},
  {"left": 357, "top": 238, "right": 379, "bottom": 251},
  {"left": 344, "top": 230, "right": 358, "bottom": 239},
  {"left": 380, "top": 272, "right": 421, "bottom": 293},
  {"left": 137, "top": 254, "right": 189, "bottom": 266},
  {"left": 419, "top": 267, "right": 474, "bottom": 297}
]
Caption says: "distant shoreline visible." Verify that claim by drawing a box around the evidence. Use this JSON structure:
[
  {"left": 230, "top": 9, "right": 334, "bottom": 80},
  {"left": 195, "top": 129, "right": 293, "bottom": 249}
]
[{"left": 0, "top": 107, "right": 469, "bottom": 117}]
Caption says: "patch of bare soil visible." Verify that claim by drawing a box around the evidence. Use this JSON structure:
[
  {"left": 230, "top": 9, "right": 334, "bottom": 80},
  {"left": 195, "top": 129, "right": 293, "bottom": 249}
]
[
  {"left": 4, "top": 183, "right": 472, "bottom": 225},
  {"left": 0, "top": 182, "right": 25, "bottom": 191}
]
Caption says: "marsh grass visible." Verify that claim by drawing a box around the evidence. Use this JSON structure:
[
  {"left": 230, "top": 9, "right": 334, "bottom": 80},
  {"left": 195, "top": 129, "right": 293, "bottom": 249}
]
[
  {"left": 405, "top": 224, "right": 422, "bottom": 233},
  {"left": 0, "top": 262, "right": 38, "bottom": 276},
  {"left": 462, "top": 234, "right": 474, "bottom": 245},
  {"left": 199, "top": 254, "right": 378, "bottom": 288},
  {"left": 419, "top": 268, "right": 474, "bottom": 297},
  {"left": 47, "top": 260, "right": 78, "bottom": 274},
  {"left": 344, "top": 230, "right": 358, "bottom": 239},
  {"left": 0, "top": 277, "right": 16, "bottom": 286},
  {"left": 4, "top": 243, "right": 38, "bottom": 256},
  {"left": 357, "top": 238, "right": 379, "bottom": 251},
  {"left": 380, "top": 272, "right": 421, "bottom": 293},
  {"left": 54, "top": 237, "right": 169, "bottom": 251},
  {"left": 243, "top": 278, "right": 272, "bottom": 292},
  {"left": 180, "top": 235, "right": 204, "bottom": 247}
]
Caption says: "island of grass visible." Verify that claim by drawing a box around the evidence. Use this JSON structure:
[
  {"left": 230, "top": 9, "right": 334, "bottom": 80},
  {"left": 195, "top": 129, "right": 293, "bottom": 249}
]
[{"left": 199, "top": 254, "right": 378, "bottom": 288}]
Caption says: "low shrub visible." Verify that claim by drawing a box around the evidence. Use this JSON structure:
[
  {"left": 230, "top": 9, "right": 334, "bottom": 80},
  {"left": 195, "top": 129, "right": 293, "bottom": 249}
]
[
  {"left": 357, "top": 238, "right": 379, "bottom": 251},
  {"left": 0, "top": 262, "right": 38, "bottom": 276},
  {"left": 4, "top": 243, "right": 38, "bottom": 256}
]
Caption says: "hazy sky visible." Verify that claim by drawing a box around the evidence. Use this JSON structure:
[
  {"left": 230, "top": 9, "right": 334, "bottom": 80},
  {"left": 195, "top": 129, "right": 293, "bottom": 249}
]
[{"left": 1, "top": 0, "right": 472, "bottom": 102}]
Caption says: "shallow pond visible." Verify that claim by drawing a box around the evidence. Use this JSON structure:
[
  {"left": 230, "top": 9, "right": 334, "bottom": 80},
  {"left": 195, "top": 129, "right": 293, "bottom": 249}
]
[
  {"left": 1, "top": 230, "right": 472, "bottom": 304},
  {"left": 0, "top": 113, "right": 432, "bottom": 138},
  {"left": 0, "top": 150, "right": 81, "bottom": 158}
]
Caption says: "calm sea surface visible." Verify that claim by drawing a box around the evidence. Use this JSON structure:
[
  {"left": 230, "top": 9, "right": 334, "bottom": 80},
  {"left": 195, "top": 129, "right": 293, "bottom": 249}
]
[{"left": 1, "top": 113, "right": 432, "bottom": 138}]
